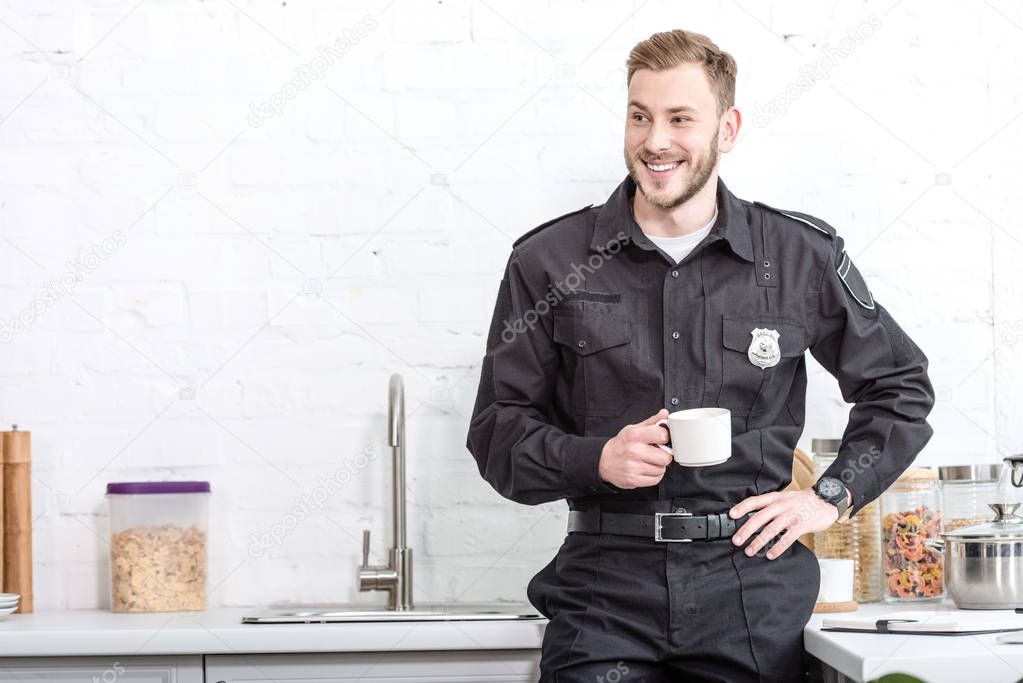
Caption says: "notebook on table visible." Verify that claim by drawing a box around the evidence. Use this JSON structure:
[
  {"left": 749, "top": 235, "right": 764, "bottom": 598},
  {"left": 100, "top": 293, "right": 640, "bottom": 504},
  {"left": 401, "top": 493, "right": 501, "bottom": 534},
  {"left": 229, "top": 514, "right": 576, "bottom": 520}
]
[{"left": 821, "top": 610, "right": 1023, "bottom": 636}]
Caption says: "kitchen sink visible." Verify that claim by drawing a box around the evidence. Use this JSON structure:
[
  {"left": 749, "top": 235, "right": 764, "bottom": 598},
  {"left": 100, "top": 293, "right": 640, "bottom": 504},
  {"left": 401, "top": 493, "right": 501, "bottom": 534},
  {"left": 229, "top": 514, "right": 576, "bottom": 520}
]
[
  {"left": 242, "top": 376, "right": 546, "bottom": 626},
  {"left": 242, "top": 602, "right": 544, "bottom": 624}
]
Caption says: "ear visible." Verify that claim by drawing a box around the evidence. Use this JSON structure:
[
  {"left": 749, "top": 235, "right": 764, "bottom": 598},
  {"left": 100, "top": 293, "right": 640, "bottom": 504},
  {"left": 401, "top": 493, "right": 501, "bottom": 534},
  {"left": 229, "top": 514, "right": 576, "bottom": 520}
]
[{"left": 718, "top": 106, "right": 742, "bottom": 153}]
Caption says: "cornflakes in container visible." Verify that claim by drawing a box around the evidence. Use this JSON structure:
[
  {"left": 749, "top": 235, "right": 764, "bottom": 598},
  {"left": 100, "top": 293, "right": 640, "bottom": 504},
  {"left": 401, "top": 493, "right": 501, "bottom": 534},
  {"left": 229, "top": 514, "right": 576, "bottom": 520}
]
[{"left": 106, "top": 481, "right": 210, "bottom": 613}]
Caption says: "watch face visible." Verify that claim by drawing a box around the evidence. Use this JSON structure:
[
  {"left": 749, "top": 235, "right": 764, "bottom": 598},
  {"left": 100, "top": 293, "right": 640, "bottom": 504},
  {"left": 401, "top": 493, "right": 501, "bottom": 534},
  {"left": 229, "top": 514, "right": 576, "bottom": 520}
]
[{"left": 818, "top": 478, "right": 843, "bottom": 498}]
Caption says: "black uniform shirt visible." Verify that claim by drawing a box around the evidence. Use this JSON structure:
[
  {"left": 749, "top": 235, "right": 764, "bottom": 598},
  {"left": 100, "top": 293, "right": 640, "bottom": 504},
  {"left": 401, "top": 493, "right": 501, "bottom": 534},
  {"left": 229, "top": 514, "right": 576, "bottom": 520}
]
[{"left": 466, "top": 174, "right": 935, "bottom": 517}]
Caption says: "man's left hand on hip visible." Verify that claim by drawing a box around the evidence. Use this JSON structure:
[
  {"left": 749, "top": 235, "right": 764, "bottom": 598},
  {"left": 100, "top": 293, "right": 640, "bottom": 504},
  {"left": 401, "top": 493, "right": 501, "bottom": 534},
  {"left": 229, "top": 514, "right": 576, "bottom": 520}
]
[{"left": 728, "top": 487, "right": 849, "bottom": 560}]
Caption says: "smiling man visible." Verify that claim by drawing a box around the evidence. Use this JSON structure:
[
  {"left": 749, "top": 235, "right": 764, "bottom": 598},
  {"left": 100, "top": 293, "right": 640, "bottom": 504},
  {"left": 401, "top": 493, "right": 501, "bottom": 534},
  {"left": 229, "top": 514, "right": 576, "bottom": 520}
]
[{"left": 466, "top": 29, "right": 934, "bottom": 682}]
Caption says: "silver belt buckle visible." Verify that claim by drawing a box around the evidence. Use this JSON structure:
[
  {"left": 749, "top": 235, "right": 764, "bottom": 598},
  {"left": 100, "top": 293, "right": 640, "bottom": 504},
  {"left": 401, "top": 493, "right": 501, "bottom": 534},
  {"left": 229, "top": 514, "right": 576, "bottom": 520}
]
[{"left": 654, "top": 511, "right": 693, "bottom": 543}]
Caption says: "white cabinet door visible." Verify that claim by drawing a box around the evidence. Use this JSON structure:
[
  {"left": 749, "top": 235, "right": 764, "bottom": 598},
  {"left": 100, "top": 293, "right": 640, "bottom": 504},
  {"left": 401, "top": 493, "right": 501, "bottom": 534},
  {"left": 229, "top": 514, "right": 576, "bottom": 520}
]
[
  {"left": 0, "top": 656, "right": 202, "bottom": 682},
  {"left": 206, "top": 651, "right": 541, "bottom": 682}
]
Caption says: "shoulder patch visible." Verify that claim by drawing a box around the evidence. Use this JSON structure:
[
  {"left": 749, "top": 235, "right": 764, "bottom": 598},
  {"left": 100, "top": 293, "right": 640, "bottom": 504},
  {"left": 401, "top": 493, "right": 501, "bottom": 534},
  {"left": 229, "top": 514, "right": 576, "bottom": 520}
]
[
  {"left": 754, "top": 201, "right": 836, "bottom": 239},
  {"left": 836, "top": 249, "right": 875, "bottom": 310},
  {"left": 513, "top": 204, "right": 594, "bottom": 248}
]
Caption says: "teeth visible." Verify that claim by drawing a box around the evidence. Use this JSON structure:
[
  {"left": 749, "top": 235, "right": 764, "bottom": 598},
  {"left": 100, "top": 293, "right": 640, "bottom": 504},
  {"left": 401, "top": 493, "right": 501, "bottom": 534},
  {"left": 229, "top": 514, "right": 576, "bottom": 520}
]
[{"left": 646, "top": 161, "right": 680, "bottom": 172}]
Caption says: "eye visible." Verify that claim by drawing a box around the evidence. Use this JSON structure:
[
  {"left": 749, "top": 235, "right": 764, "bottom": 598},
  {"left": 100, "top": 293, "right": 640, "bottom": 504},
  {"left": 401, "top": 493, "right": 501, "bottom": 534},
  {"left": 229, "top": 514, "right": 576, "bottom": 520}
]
[
  {"left": 631, "top": 113, "right": 647, "bottom": 122},
  {"left": 673, "top": 116, "right": 689, "bottom": 123}
]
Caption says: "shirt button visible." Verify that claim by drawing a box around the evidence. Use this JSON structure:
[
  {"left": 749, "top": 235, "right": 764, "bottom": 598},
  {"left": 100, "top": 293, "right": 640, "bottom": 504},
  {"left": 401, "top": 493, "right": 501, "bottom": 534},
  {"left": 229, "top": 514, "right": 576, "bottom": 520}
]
[
  {"left": 670, "top": 397, "right": 679, "bottom": 406},
  {"left": 671, "top": 270, "right": 679, "bottom": 278},
  {"left": 577, "top": 340, "right": 587, "bottom": 348},
  {"left": 672, "top": 331, "right": 680, "bottom": 340}
]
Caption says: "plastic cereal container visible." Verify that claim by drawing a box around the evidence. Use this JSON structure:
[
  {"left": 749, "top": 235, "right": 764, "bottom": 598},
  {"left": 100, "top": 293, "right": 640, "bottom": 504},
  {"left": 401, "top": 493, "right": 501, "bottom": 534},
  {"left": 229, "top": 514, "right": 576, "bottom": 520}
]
[
  {"left": 880, "top": 468, "right": 943, "bottom": 602},
  {"left": 106, "top": 481, "right": 210, "bottom": 613}
]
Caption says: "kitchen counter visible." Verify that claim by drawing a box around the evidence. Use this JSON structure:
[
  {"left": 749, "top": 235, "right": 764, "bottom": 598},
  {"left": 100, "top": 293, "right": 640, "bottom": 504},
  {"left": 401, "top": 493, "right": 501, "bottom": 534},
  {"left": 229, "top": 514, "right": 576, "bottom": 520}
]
[
  {"left": 7, "top": 602, "right": 1023, "bottom": 682},
  {"left": 0, "top": 608, "right": 546, "bottom": 658},
  {"left": 805, "top": 600, "right": 1023, "bottom": 682}
]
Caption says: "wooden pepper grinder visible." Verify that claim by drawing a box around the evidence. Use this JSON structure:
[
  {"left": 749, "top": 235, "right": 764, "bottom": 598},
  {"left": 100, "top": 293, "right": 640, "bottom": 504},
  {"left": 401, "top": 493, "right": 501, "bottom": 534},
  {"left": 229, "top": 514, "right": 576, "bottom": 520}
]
[
  {"left": 0, "top": 431, "right": 4, "bottom": 593},
  {"left": 2, "top": 426, "right": 32, "bottom": 613}
]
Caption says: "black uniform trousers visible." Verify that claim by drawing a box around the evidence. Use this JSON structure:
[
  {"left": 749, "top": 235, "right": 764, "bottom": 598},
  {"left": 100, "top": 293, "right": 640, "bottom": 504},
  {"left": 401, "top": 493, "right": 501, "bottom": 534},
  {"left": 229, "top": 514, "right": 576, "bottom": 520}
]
[{"left": 526, "top": 498, "right": 821, "bottom": 682}]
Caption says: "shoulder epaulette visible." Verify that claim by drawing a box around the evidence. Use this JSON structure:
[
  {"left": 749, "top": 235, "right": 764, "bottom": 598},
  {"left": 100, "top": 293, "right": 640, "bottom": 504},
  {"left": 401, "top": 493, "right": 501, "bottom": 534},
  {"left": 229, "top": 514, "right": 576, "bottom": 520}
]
[
  {"left": 513, "top": 204, "right": 594, "bottom": 248},
  {"left": 836, "top": 248, "right": 875, "bottom": 310},
  {"left": 753, "top": 201, "right": 836, "bottom": 239},
  {"left": 757, "top": 201, "right": 874, "bottom": 309}
]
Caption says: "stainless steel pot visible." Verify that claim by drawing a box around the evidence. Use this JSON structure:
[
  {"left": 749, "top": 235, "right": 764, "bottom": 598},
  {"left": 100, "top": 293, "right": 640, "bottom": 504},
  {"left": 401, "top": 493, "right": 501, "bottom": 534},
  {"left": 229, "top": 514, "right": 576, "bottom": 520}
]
[{"left": 925, "top": 503, "right": 1023, "bottom": 609}]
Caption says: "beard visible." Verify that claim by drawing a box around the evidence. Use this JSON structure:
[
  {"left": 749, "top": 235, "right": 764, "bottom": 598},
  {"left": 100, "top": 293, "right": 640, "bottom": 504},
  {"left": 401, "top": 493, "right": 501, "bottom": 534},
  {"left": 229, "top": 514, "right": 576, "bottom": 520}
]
[{"left": 625, "top": 136, "right": 719, "bottom": 210}]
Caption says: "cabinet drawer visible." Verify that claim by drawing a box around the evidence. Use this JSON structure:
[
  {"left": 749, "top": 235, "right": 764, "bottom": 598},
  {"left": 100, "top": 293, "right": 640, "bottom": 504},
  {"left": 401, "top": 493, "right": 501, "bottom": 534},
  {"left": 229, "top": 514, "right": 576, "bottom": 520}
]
[
  {"left": 206, "top": 650, "right": 540, "bottom": 682},
  {"left": 0, "top": 656, "right": 202, "bottom": 683}
]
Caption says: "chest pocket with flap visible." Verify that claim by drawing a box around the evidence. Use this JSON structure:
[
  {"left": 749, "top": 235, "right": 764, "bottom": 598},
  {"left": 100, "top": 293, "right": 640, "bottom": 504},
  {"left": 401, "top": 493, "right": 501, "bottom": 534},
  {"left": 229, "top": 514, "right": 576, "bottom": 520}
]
[
  {"left": 718, "top": 315, "right": 806, "bottom": 416},
  {"left": 552, "top": 308, "right": 634, "bottom": 417}
]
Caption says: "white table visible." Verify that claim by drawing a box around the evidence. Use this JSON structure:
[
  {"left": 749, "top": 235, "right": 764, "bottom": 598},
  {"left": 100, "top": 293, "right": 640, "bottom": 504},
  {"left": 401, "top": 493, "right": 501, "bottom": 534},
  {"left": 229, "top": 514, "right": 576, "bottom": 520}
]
[{"left": 805, "top": 600, "right": 1023, "bottom": 682}]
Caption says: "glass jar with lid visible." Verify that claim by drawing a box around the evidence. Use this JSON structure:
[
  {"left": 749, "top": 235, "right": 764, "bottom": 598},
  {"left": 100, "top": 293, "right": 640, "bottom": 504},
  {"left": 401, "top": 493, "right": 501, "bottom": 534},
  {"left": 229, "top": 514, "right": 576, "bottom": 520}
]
[
  {"left": 811, "top": 438, "right": 881, "bottom": 602},
  {"left": 880, "top": 467, "right": 943, "bottom": 602},
  {"left": 939, "top": 464, "right": 1001, "bottom": 533}
]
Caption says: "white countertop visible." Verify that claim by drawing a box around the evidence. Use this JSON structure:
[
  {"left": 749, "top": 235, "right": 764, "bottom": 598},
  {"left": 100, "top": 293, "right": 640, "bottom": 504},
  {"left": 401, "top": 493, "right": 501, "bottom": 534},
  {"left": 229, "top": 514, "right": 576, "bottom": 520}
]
[
  {"left": 805, "top": 600, "right": 1023, "bottom": 682},
  {"left": 7, "top": 599, "right": 1023, "bottom": 682},
  {"left": 0, "top": 607, "right": 546, "bottom": 658}
]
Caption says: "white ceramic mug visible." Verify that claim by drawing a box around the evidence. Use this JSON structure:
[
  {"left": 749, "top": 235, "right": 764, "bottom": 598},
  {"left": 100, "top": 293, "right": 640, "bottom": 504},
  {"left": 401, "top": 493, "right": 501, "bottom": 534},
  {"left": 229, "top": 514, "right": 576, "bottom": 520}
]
[
  {"left": 816, "top": 558, "right": 854, "bottom": 603},
  {"left": 655, "top": 407, "right": 732, "bottom": 467}
]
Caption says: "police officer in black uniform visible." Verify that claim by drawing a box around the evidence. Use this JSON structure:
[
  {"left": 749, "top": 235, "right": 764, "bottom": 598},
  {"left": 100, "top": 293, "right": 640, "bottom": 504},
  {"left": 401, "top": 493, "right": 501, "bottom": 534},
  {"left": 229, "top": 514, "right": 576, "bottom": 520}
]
[{"left": 466, "top": 29, "right": 934, "bottom": 682}]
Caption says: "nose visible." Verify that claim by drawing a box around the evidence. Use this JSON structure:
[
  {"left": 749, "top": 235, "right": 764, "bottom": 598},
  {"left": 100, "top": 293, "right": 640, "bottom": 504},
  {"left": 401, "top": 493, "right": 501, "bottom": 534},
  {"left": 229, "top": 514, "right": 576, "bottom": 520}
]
[{"left": 644, "top": 119, "right": 673, "bottom": 154}]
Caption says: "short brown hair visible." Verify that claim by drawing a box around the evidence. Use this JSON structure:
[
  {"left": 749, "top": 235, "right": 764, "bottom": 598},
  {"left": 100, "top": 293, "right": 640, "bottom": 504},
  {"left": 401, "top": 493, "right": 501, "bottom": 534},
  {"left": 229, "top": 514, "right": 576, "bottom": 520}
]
[{"left": 626, "top": 29, "right": 737, "bottom": 117}]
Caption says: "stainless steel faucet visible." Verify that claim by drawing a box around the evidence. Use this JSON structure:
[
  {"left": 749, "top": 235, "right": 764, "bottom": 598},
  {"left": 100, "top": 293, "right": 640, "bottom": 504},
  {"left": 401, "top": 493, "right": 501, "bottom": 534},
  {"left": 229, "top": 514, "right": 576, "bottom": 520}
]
[{"left": 357, "top": 373, "right": 414, "bottom": 610}]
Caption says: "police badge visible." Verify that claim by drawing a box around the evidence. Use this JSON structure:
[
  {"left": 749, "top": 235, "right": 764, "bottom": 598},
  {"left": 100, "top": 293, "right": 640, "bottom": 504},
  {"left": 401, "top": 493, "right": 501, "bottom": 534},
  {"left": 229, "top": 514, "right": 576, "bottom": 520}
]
[{"left": 748, "top": 328, "right": 781, "bottom": 369}]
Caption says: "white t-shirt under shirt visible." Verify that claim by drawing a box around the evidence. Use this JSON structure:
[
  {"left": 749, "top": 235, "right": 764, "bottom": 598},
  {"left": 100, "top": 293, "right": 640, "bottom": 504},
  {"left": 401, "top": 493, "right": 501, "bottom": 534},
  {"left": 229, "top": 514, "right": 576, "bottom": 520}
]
[{"left": 642, "top": 206, "right": 718, "bottom": 264}]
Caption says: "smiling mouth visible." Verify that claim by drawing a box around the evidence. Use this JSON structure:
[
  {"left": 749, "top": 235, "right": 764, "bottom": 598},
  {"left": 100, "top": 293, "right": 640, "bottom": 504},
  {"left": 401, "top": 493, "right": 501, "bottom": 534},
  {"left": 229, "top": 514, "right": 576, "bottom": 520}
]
[{"left": 643, "top": 159, "right": 686, "bottom": 177}]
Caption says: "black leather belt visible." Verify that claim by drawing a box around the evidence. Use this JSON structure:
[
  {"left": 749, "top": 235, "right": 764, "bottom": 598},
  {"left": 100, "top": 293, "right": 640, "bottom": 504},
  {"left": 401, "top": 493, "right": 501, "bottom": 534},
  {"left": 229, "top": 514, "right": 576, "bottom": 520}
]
[{"left": 567, "top": 509, "right": 753, "bottom": 542}]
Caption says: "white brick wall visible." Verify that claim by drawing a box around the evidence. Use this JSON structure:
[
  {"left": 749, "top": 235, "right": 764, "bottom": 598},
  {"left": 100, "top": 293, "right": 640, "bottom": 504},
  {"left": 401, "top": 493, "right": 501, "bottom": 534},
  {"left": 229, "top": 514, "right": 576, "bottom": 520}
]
[{"left": 0, "top": 0, "right": 1019, "bottom": 611}]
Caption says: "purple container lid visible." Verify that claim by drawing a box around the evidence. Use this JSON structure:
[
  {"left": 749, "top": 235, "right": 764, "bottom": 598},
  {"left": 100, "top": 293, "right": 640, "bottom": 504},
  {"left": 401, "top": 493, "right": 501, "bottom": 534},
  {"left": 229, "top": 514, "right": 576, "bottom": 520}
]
[{"left": 106, "top": 481, "right": 211, "bottom": 495}]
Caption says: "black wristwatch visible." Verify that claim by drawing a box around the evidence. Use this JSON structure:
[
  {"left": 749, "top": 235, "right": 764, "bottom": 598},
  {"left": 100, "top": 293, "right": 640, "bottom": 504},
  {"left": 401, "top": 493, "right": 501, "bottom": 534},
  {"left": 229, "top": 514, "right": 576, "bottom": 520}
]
[{"left": 812, "top": 476, "right": 849, "bottom": 518}]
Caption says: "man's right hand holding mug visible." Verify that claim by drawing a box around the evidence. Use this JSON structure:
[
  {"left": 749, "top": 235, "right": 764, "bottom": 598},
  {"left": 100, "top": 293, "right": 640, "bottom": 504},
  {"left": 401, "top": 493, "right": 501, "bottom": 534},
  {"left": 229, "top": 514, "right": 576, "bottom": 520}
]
[{"left": 598, "top": 408, "right": 673, "bottom": 490}]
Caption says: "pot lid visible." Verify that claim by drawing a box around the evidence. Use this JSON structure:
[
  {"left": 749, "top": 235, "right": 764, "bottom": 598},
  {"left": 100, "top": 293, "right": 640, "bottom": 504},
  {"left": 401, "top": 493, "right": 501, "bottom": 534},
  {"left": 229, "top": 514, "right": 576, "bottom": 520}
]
[{"left": 944, "top": 503, "right": 1023, "bottom": 540}]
